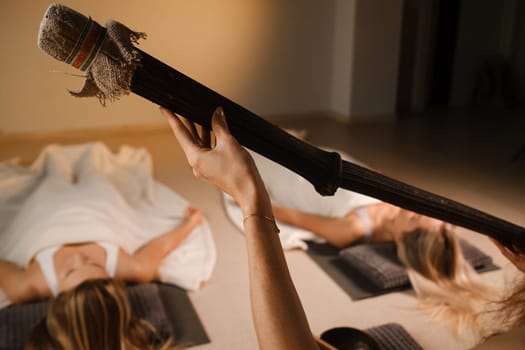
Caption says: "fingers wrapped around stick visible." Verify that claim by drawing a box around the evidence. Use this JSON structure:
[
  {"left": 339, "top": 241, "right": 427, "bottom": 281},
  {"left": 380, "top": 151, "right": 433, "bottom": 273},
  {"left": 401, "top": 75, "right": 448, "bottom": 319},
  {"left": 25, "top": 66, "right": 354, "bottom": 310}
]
[
  {"left": 161, "top": 107, "right": 216, "bottom": 163},
  {"left": 162, "top": 106, "right": 262, "bottom": 207},
  {"left": 162, "top": 106, "right": 226, "bottom": 150},
  {"left": 490, "top": 237, "right": 525, "bottom": 272}
]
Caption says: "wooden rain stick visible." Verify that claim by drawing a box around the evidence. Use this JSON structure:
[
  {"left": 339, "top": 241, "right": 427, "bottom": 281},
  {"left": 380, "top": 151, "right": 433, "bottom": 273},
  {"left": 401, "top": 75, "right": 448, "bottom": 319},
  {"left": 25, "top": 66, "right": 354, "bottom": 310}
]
[
  {"left": 36, "top": 2, "right": 524, "bottom": 246},
  {"left": 130, "top": 49, "right": 525, "bottom": 246}
]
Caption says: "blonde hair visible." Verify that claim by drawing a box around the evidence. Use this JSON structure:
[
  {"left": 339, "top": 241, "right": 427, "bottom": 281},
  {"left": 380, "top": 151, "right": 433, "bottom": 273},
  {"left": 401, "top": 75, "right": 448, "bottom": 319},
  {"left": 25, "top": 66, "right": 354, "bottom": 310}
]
[
  {"left": 25, "top": 279, "right": 176, "bottom": 350},
  {"left": 397, "top": 224, "right": 497, "bottom": 336},
  {"left": 479, "top": 268, "right": 525, "bottom": 341}
]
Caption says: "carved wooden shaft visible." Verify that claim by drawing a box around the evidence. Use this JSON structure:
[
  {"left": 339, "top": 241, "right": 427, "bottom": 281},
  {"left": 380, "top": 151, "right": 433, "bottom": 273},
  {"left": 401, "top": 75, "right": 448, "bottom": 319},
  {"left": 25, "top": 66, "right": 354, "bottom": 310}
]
[
  {"left": 132, "top": 49, "right": 342, "bottom": 196},
  {"left": 131, "top": 49, "right": 525, "bottom": 247},
  {"left": 341, "top": 162, "right": 525, "bottom": 249}
]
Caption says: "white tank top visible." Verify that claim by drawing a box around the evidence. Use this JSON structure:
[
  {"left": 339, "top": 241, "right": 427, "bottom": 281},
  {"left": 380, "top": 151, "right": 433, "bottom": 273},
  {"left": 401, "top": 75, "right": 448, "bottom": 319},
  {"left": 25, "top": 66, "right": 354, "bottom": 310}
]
[
  {"left": 355, "top": 206, "right": 373, "bottom": 243},
  {"left": 35, "top": 242, "right": 119, "bottom": 296}
]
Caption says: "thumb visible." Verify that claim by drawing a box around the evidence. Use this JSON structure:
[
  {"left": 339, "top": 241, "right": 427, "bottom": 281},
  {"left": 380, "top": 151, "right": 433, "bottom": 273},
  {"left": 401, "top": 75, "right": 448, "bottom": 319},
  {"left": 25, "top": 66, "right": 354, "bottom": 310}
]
[{"left": 211, "top": 106, "right": 230, "bottom": 139}]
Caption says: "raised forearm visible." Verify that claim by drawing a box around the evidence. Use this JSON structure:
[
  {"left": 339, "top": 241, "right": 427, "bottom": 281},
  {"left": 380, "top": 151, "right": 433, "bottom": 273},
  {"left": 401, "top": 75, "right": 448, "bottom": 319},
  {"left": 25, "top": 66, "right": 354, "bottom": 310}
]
[
  {"left": 164, "top": 107, "right": 319, "bottom": 349},
  {"left": 242, "top": 182, "right": 319, "bottom": 350}
]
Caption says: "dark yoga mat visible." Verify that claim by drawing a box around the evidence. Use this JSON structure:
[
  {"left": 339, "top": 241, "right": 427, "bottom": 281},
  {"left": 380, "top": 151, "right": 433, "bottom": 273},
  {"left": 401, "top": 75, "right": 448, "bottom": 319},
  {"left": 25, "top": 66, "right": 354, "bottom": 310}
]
[
  {"left": 320, "top": 323, "right": 423, "bottom": 350},
  {"left": 305, "top": 241, "right": 499, "bottom": 300},
  {"left": 0, "top": 283, "right": 209, "bottom": 350},
  {"left": 366, "top": 323, "right": 423, "bottom": 350},
  {"left": 156, "top": 282, "right": 210, "bottom": 348}
]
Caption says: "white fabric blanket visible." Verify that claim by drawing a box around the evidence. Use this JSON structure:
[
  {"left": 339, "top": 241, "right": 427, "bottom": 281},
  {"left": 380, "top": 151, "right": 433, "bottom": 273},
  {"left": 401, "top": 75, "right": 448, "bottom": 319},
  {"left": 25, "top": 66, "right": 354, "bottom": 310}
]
[
  {"left": 223, "top": 149, "right": 380, "bottom": 250},
  {"left": 0, "top": 142, "right": 216, "bottom": 294}
]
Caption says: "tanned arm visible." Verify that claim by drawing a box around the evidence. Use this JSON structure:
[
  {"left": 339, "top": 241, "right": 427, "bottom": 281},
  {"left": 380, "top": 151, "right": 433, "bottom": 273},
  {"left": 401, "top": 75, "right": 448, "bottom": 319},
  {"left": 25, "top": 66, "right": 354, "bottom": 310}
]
[
  {"left": 163, "top": 106, "right": 319, "bottom": 350},
  {"left": 0, "top": 260, "right": 50, "bottom": 303},
  {"left": 115, "top": 207, "right": 202, "bottom": 283},
  {"left": 241, "top": 174, "right": 319, "bottom": 349},
  {"left": 272, "top": 204, "right": 365, "bottom": 248}
]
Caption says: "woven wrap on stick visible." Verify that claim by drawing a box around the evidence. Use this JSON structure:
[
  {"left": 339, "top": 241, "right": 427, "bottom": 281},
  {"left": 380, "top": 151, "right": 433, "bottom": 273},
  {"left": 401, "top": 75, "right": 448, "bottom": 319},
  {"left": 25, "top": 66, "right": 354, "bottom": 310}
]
[{"left": 37, "top": 3, "right": 525, "bottom": 249}]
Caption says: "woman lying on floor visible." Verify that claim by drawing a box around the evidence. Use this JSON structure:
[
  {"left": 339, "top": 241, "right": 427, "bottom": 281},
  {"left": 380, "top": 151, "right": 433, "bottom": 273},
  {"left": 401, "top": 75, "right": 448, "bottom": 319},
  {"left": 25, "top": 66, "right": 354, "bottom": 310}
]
[
  {"left": 164, "top": 107, "right": 519, "bottom": 348},
  {"left": 226, "top": 136, "right": 497, "bottom": 335},
  {"left": 0, "top": 207, "right": 201, "bottom": 305},
  {"left": 248, "top": 142, "right": 450, "bottom": 248},
  {"left": 0, "top": 143, "right": 211, "bottom": 307}
]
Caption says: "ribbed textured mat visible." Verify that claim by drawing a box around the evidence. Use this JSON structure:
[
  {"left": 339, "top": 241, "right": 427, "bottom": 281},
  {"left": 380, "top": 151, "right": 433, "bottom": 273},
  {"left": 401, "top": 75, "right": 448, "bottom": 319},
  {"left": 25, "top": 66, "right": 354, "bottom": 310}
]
[{"left": 366, "top": 323, "right": 423, "bottom": 350}]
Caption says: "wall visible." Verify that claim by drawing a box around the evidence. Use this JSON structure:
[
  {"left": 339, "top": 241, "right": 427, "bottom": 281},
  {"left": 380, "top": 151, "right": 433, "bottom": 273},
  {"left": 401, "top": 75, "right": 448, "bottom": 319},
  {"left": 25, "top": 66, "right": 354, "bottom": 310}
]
[
  {"left": 512, "top": 1, "right": 525, "bottom": 103},
  {"left": 397, "top": 0, "right": 437, "bottom": 114},
  {"left": 449, "top": 1, "right": 507, "bottom": 107},
  {"left": 0, "top": 0, "right": 335, "bottom": 134},
  {"left": 330, "top": 0, "right": 357, "bottom": 118},
  {"left": 349, "top": 0, "right": 403, "bottom": 121}
]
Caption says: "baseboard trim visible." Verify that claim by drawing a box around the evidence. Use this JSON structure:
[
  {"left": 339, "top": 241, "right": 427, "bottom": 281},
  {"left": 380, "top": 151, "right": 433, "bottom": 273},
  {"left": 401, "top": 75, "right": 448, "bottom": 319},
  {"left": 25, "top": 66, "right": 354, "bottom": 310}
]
[
  {"left": 0, "top": 112, "right": 397, "bottom": 144},
  {"left": 0, "top": 122, "right": 169, "bottom": 144}
]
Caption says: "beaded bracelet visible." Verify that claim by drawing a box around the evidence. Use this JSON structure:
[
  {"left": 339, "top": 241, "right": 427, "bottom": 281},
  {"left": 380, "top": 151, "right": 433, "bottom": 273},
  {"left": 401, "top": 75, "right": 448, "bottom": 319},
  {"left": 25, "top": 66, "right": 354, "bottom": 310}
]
[{"left": 243, "top": 214, "right": 280, "bottom": 234}]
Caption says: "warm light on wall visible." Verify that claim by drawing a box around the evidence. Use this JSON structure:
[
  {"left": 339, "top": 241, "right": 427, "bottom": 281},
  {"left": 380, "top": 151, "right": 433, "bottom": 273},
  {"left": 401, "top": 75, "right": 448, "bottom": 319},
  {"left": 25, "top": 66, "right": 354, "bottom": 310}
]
[{"left": 0, "top": 0, "right": 335, "bottom": 133}]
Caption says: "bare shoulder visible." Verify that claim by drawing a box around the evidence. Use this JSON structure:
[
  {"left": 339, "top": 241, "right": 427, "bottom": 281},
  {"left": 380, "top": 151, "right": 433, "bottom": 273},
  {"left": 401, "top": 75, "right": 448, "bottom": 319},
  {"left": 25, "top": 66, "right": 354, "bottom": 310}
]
[{"left": 16, "top": 262, "right": 51, "bottom": 301}]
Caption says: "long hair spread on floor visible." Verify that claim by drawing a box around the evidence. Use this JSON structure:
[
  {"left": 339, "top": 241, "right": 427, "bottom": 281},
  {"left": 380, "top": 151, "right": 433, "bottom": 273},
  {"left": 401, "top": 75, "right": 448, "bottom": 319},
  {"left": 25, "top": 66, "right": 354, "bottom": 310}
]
[
  {"left": 25, "top": 279, "right": 175, "bottom": 350},
  {"left": 397, "top": 224, "right": 497, "bottom": 336}
]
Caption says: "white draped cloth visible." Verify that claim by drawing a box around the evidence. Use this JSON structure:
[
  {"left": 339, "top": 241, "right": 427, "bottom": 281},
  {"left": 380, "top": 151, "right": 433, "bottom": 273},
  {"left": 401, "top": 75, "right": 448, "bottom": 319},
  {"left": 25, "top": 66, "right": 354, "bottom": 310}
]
[
  {"left": 0, "top": 143, "right": 216, "bottom": 302},
  {"left": 223, "top": 149, "right": 380, "bottom": 250}
]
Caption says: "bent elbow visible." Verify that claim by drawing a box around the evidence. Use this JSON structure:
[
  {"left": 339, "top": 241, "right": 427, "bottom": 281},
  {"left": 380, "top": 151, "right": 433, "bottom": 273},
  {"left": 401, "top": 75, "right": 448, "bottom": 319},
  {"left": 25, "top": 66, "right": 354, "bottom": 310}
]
[
  {"left": 129, "top": 263, "right": 156, "bottom": 284},
  {"left": 329, "top": 239, "right": 351, "bottom": 249}
]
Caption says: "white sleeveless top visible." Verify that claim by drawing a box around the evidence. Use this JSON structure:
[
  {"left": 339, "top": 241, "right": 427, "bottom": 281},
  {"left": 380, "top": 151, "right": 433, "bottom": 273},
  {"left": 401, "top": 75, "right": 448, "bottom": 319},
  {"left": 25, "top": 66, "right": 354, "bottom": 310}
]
[
  {"left": 35, "top": 242, "right": 119, "bottom": 296},
  {"left": 354, "top": 206, "right": 373, "bottom": 243}
]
